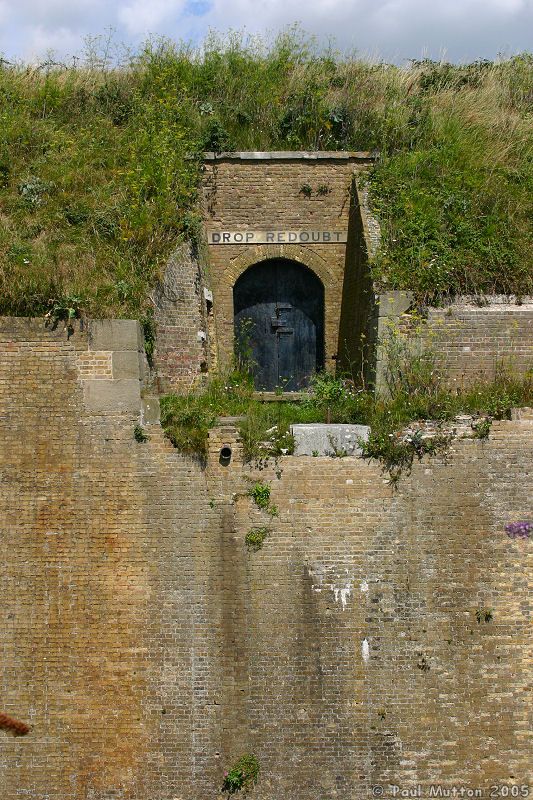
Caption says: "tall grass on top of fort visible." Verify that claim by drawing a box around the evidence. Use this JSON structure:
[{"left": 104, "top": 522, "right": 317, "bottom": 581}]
[{"left": 0, "top": 30, "right": 531, "bottom": 321}]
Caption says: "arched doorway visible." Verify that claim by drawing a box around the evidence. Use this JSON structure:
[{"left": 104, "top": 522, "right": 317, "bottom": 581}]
[{"left": 233, "top": 259, "right": 325, "bottom": 391}]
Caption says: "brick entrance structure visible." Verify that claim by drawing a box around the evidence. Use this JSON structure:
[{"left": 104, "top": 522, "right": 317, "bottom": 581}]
[{"left": 202, "top": 151, "right": 377, "bottom": 377}]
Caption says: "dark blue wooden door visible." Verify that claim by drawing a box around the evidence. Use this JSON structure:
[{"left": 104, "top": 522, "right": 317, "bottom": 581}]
[{"left": 233, "top": 259, "right": 324, "bottom": 391}]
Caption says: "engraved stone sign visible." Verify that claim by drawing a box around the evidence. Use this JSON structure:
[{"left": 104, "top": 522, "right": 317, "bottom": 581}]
[{"left": 207, "top": 230, "right": 347, "bottom": 245}]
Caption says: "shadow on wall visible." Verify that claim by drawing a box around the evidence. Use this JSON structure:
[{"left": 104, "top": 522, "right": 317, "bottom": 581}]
[{"left": 337, "top": 180, "right": 378, "bottom": 387}]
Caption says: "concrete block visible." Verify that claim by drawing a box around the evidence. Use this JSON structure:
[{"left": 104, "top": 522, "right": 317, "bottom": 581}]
[
  {"left": 141, "top": 396, "right": 161, "bottom": 425},
  {"left": 112, "top": 350, "right": 141, "bottom": 380},
  {"left": 88, "top": 319, "right": 142, "bottom": 351},
  {"left": 291, "top": 423, "right": 370, "bottom": 457},
  {"left": 377, "top": 291, "right": 413, "bottom": 318},
  {"left": 83, "top": 379, "right": 141, "bottom": 415}
]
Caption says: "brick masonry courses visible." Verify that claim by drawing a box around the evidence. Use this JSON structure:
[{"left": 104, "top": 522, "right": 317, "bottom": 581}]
[
  {"left": 421, "top": 299, "right": 533, "bottom": 385},
  {"left": 150, "top": 243, "right": 210, "bottom": 394},
  {"left": 372, "top": 295, "right": 533, "bottom": 393},
  {"left": 0, "top": 316, "right": 531, "bottom": 798}
]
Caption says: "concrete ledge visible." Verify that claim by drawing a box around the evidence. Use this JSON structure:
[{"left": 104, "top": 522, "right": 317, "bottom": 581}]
[
  {"left": 291, "top": 424, "right": 370, "bottom": 456},
  {"left": 88, "top": 319, "right": 142, "bottom": 352},
  {"left": 83, "top": 379, "right": 141, "bottom": 415}
]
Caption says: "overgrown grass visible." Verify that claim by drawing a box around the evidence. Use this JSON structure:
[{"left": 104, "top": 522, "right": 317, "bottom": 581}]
[
  {"left": 160, "top": 367, "right": 533, "bottom": 463},
  {"left": 0, "top": 33, "right": 532, "bottom": 318}
]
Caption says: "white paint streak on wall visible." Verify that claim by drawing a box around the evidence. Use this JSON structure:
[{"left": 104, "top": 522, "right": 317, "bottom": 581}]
[
  {"left": 308, "top": 564, "right": 355, "bottom": 610},
  {"left": 333, "top": 583, "right": 352, "bottom": 610},
  {"left": 362, "top": 638, "right": 370, "bottom": 662}
]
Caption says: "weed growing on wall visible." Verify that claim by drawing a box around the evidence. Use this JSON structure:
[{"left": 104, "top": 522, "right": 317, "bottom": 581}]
[
  {"left": 471, "top": 418, "right": 492, "bottom": 439},
  {"left": 44, "top": 294, "right": 87, "bottom": 335},
  {"left": 133, "top": 424, "right": 149, "bottom": 443},
  {"left": 222, "top": 753, "right": 260, "bottom": 794},
  {"left": 0, "top": 34, "right": 531, "bottom": 320},
  {"left": 248, "top": 481, "right": 278, "bottom": 516},
  {"left": 361, "top": 429, "right": 451, "bottom": 485},
  {"left": 245, "top": 526, "right": 270, "bottom": 551}
]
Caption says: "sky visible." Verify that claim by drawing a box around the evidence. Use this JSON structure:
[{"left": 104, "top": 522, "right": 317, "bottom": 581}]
[{"left": 0, "top": 0, "right": 532, "bottom": 64}]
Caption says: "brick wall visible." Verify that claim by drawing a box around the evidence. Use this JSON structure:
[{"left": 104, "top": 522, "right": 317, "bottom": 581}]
[
  {"left": 209, "top": 417, "right": 533, "bottom": 799},
  {"left": 0, "top": 318, "right": 223, "bottom": 799},
  {"left": 373, "top": 296, "right": 533, "bottom": 393},
  {"left": 0, "top": 317, "right": 531, "bottom": 798},
  {"left": 421, "top": 298, "right": 533, "bottom": 384}
]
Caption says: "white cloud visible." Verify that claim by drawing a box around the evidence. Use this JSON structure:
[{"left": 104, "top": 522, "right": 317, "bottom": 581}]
[
  {"left": 24, "top": 24, "right": 85, "bottom": 58},
  {"left": 118, "top": 0, "right": 187, "bottom": 36},
  {"left": 0, "top": 0, "right": 531, "bottom": 62}
]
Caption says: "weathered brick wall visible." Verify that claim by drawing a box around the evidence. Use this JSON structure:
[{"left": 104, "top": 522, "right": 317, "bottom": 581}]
[
  {"left": 211, "top": 417, "right": 532, "bottom": 799},
  {"left": 372, "top": 296, "right": 533, "bottom": 393},
  {"left": 0, "top": 318, "right": 224, "bottom": 799},
  {"left": 202, "top": 152, "right": 374, "bottom": 373},
  {"left": 0, "top": 317, "right": 531, "bottom": 799}
]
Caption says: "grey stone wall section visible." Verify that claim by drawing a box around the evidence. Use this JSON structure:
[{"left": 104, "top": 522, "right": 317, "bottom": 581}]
[
  {"left": 82, "top": 378, "right": 141, "bottom": 414},
  {"left": 88, "top": 319, "right": 142, "bottom": 351},
  {"left": 82, "top": 319, "right": 145, "bottom": 415},
  {"left": 150, "top": 242, "right": 209, "bottom": 393}
]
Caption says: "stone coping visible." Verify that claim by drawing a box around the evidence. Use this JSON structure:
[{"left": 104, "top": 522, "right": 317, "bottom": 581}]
[{"left": 203, "top": 150, "right": 376, "bottom": 162}]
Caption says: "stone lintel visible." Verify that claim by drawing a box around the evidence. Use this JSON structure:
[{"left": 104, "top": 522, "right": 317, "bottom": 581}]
[
  {"left": 291, "top": 423, "right": 370, "bottom": 457},
  {"left": 376, "top": 291, "right": 414, "bottom": 318},
  {"left": 204, "top": 150, "right": 376, "bottom": 162}
]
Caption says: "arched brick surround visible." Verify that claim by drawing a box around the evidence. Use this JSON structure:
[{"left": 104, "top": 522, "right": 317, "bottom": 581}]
[{"left": 226, "top": 244, "right": 335, "bottom": 287}]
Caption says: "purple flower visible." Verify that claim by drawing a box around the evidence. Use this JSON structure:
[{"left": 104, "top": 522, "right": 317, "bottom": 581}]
[{"left": 505, "top": 521, "right": 532, "bottom": 539}]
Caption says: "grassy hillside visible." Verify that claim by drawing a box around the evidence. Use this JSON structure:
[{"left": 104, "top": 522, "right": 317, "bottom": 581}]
[{"left": 0, "top": 32, "right": 531, "bottom": 319}]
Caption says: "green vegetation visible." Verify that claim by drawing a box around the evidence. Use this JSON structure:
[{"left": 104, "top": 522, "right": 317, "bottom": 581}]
[
  {"left": 160, "top": 363, "right": 533, "bottom": 471},
  {"left": 476, "top": 607, "right": 494, "bottom": 624},
  {"left": 361, "top": 429, "right": 451, "bottom": 485},
  {"left": 248, "top": 481, "right": 272, "bottom": 510},
  {"left": 248, "top": 481, "right": 278, "bottom": 517},
  {"left": 245, "top": 526, "right": 270, "bottom": 551},
  {"left": 133, "top": 424, "right": 148, "bottom": 443},
  {"left": 222, "top": 753, "right": 260, "bottom": 794},
  {"left": 1, "top": 33, "right": 531, "bottom": 320},
  {"left": 471, "top": 417, "right": 492, "bottom": 439}
]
